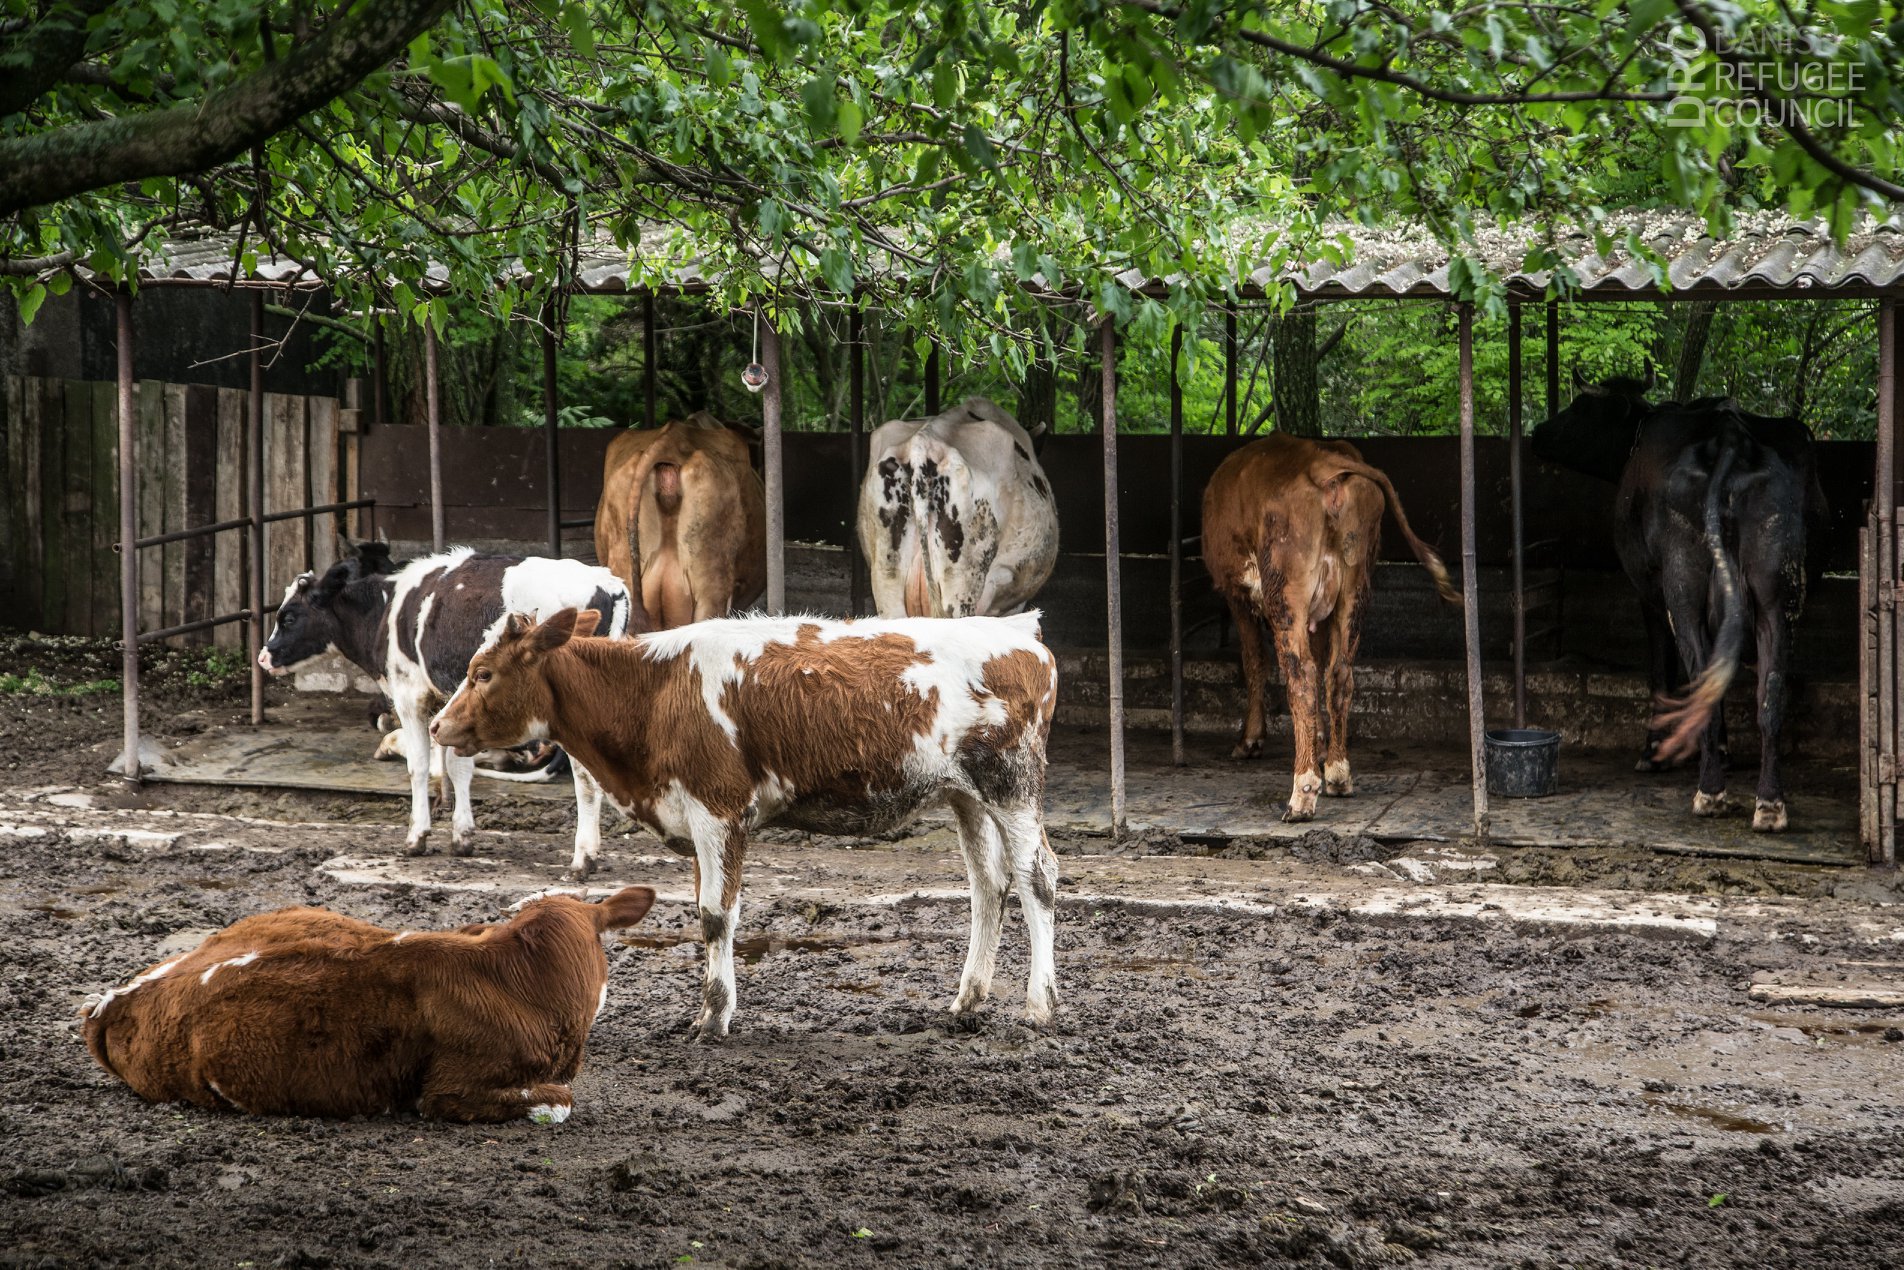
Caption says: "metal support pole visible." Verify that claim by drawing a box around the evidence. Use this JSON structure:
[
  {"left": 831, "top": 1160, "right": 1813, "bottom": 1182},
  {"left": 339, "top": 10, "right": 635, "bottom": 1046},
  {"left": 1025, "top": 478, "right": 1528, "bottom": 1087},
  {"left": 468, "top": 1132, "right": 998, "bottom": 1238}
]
[
  {"left": 1545, "top": 300, "right": 1560, "bottom": 423},
  {"left": 1458, "top": 304, "right": 1488, "bottom": 839},
  {"left": 1102, "top": 318, "right": 1127, "bottom": 837},
  {"left": 116, "top": 290, "right": 140, "bottom": 781},
  {"left": 643, "top": 290, "right": 658, "bottom": 429},
  {"left": 1168, "top": 324, "right": 1185, "bottom": 767},
  {"left": 849, "top": 302, "right": 866, "bottom": 617},
  {"left": 248, "top": 290, "right": 266, "bottom": 726},
  {"left": 924, "top": 341, "right": 941, "bottom": 416},
  {"left": 372, "top": 315, "right": 387, "bottom": 427},
  {"left": 542, "top": 308, "right": 561, "bottom": 559},
  {"left": 1224, "top": 308, "right": 1238, "bottom": 436},
  {"left": 762, "top": 313, "right": 785, "bottom": 614},
  {"left": 1509, "top": 302, "right": 1527, "bottom": 728},
  {"left": 426, "top": 321, "right": 445, "bottom": 553},
  {"left": 1877, "top": 298, "right": 1897, "bottom": 867}
]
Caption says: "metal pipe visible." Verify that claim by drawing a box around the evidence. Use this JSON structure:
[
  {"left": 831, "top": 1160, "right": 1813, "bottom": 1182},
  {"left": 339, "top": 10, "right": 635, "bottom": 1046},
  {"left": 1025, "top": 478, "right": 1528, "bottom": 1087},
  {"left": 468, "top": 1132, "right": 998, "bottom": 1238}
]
[
  {"left": 1509, "top": 302, "right": 1527, "bottom": 728},
  {"left": 925, "top": 341, "right": 940, "bottom": 416},
  {"left": 116, "top": 290, "right": 140, "bottom": 782},
  {"left": 849, "top": 302, "right": 866, "bottom": 617},
  {"left": 762, "top": 312, "right": 785, "bottom": 614},
  {"left": 372, "top": 315, "right": 387, "bottom": 428},
  {"left": 542, "top": 306, "right": 561, "bottom": 559},
  {"left": 1877, "top": 297, "right": 1897, "bottom": 867},
  {"left": 1224, "top": 308, "right": 1238, "bottom": 436},
  {"left": 134, "top": 498, "right": 375, "bottom": 548},
  {"left": 426, "top": 321, "right": 445, "bottom": 553},
  {"left": 1102, "top": 318, "right": 1126, "bottom": 838},
  {"left": 643, "top": 290, "right": 658, "bottom": 429},
  {"left": 1458, "top": 303, "right": 1488, "bottom": 839},
  {"left": 138, "top": 609, "right": 256, "bottom": 644},
  {"left": 249, "top": 289, "right": 266, "bottom": 726},
  {"left": 1168, "top": 323, "right": 1185, "bottom": 767}
]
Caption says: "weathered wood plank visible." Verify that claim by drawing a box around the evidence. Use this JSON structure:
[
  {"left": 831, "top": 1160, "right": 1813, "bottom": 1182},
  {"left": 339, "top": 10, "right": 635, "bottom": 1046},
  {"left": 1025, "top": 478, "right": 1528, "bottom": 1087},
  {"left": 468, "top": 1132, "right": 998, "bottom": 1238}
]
[
  {"left": 308, "top": 396, "right": 340, "bottom": 574},
  {"left": 213, "top": 388, "right": 247, "bottom": 650},
  {"left": 161, "top": 383, "right": 187, "bottom": 638},
  {"left": 19, "top": 378, "right": 48, "bottom": 631},
  {"left": 264, "top": 392, "right": 308, "bottom": 606},
  {"left": 39, "top": 379, "right": 68, "bottom": 633},
  {"left": 181, "top": 385, "right": 219, "bottom": 643},
  {"left": 0, "top": 378, "right": 13, "bottom": 619},
  {"left": 5, "top": 377, "right": 36, "bottom": 630},
  {"left": 59, "top": 380, "right": 94, "bottom": 636},
  {"left": 136, "top": 379, "right": 165, "bottom": 636},
  {"left": 341, "top": 430, "right": 362, "bottom": 539},
  {"left": 1748, "top": 983, "right": 1904, "bottom": 1009},
  {"left": 90, "top": 377, "right": 119, "bottom": 638}
]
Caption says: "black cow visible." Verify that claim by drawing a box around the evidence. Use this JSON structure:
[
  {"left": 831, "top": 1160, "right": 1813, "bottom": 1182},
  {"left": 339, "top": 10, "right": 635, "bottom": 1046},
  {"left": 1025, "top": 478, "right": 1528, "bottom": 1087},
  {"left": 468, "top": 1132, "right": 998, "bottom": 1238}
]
[
  {"left": 258, "top": 543, "right": 630, "bottom": 874},
  {"left": 1532, "top": 376, "right": 1827, "bottom": 831}
]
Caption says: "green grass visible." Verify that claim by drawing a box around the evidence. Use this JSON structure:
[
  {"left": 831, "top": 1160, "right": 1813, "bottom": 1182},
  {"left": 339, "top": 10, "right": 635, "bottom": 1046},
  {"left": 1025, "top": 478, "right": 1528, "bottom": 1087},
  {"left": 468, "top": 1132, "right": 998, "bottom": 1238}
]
[
  {"left": 185, "top": 648, "right": 249, "bottom": 687},
  {"left": 0, "top": 668, "right": 120, "bottom": 696}
]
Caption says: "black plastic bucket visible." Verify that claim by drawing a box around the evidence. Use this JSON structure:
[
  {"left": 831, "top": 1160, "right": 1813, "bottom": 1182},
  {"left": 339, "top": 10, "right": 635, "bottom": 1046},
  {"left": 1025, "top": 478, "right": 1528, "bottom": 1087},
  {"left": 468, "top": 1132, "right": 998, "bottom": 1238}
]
[{"left": 1484, "top": 728, "right": 1560, "bottom": 798}]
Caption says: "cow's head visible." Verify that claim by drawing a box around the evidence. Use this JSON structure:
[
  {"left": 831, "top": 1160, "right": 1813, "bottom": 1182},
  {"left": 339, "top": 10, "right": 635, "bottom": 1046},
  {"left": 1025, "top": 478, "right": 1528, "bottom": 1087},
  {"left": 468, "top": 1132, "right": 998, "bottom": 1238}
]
[
  {"left": 258, "top": 542, "right": 397, "bottom": 675},
  {"left": 430, "top": 607, "right": 601, "bottom": 755},
  {"left": 1529, "top": 372, "right": 1655, "bottom": 484}
]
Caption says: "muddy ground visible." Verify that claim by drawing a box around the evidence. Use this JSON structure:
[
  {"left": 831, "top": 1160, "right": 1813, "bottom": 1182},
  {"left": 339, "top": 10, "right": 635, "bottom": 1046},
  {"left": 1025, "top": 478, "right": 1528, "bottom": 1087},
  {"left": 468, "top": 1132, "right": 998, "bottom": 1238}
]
[{"left": 2, "top": 638, "right": 1903, "bottom": 1268}]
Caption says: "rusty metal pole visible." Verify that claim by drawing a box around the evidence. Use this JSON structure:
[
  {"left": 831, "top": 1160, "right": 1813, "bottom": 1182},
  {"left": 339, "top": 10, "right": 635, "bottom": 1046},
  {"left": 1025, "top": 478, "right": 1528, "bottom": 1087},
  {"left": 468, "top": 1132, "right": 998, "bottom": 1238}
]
[
  {"left": 1509, "top": 302, "right": 1527, "bottom": 727},
  {"left": 1168, "top": 324, "right": 1185, "bottom": 767},
  {"left": 426, "top": 321, "right": 445, "bottom": 553},
  {"left": 924, "top": 341, "right": 941, "bottom": 416},
  {"left": 248, "top": 290, "right": 266, "bottom": 726},
  {"left": 762, "top": 312, "right": 785, "bottom": 614},
  {"left": 643, "top": 290, "right": 658, "bottom": 429},
  {"left": 1877, "top": 298, "right": 1897, "bottom": 867},
  {"left": 1458, "top": 304, "right": 1488, "bottom": 839},
  {"left": 1102, "top": 318, "right": 1127, "bottom": 837},
  {"left": 849, "top": 302, "right": 866, "bottom": 617},
  {"left": 1224, "top": 308, "right": 1238, "bottom": 436},
  {"left": 115, "top": 290, "right": 140, "bottom": 781},
  {"left": 542, "top": 305, "right": 561, "bottom": 559}
]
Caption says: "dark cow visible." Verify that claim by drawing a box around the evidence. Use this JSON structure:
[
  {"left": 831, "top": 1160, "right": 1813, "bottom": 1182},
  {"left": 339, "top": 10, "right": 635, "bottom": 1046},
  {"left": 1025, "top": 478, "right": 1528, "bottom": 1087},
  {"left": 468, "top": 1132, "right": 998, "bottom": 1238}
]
[
  {"left": 258, "top": 544, "right": 631, "bottom": 870},
  {"left": 1532, "top": 376, "right": 1828, "bottom": 831}
]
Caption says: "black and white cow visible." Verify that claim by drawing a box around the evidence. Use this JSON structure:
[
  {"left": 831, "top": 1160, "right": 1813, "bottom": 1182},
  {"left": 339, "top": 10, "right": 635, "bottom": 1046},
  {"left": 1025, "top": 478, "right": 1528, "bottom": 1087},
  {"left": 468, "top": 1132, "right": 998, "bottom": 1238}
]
[
  {"left": 1532, "top": 377, "right": 1828, "bottom": 831},
  {"left": 259, "top": 545, "right": 631, "bottom": 872}
]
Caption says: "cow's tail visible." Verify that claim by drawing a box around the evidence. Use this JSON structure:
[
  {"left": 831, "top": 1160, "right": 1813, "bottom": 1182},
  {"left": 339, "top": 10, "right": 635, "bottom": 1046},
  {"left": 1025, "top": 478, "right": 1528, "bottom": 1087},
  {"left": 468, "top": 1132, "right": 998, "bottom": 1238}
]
[
  {"left": 1327, "top": 458, "right": 1461, "bottom": 605},
  {"left": 1650, "top": 435, "right": 1745, "bottom": 763}
]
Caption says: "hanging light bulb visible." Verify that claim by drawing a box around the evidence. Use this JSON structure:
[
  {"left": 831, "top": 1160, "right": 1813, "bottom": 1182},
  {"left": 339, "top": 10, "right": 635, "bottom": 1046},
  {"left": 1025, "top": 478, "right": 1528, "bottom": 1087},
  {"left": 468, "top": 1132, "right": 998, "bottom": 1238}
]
[{"left": 740, "top": 362, "right": 768, "bottom": 392}]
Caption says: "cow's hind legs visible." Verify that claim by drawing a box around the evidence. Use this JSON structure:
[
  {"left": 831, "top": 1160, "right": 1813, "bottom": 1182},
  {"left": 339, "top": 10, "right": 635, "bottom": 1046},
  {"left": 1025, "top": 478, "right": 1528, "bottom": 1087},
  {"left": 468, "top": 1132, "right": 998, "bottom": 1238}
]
[
  {"left": 1272, "top": 613, "right": 1323, "bottom": 823},
  {"left": 419, "top": 1081, "right": 573, "bottom": 1124},
  {"left": 1752, "top": 610, "right": 1792, "bottom": 832},
  {"left": 690, "top": 825, "right": 744, "bottom": 1041},
  {"left": 948, "top": 793, "right": 1011, "bottom": 1016},
  {"left": 568, "top": 762, "right": 605, "bottom": 878},
  {"left": 1225, "top": 593, "right": 1270, "bottom": 760},
  {"left": 1000, "top": 807, "right": 1059, "bottom": 1025}
]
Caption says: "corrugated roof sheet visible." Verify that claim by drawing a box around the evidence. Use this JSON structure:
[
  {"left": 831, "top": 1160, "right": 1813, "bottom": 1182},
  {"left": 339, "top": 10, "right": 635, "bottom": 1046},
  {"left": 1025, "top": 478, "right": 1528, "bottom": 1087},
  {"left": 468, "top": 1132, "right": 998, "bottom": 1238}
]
[{"left": 123, "top": 210, "right": 1904, "bottom": 298}]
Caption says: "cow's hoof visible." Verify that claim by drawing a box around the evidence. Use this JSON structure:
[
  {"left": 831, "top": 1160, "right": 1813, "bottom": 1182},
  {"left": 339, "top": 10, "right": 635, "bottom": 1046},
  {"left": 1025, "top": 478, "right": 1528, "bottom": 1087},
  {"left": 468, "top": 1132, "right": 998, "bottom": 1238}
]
[
  {"left": 403, "top": 834, "right": 433, "bottom": 857},
  {"left": 949, "top": 983, "right": 989, "bottom": 1015},
  {"left": 1691, "top": 790, "right": 1728, "bottom": 817},
  {"left": 450, "top": 834, "right": 476, "bottom": 858},
  {"left": 1281, "top": 805, "right": 1314, "bottom": 824},
  {"left": 1323, "top": 761, "right": 1353, "bottom": 797},
  {"left": 1231, "top": 738, "right": 1264, "bottom": 761},
  {"left": 565, "top": 856, "right": 598, "bottom": 882},
  {"left": 688, "top": 1016, "right": 730, "bottom": 1043},
  {"left": 1752, "top": 800, "right": 1788, "bottom": 833},
  {"left": 1022, "top": 985, "right": 1058, "bottom": 1027}
]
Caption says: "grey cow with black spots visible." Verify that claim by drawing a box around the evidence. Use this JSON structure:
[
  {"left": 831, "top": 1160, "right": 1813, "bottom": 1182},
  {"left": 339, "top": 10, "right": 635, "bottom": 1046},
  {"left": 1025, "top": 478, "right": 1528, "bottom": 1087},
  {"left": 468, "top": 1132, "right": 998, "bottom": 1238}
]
[{"left": 258, "top": 544, "right": 630, "bottom": 873}]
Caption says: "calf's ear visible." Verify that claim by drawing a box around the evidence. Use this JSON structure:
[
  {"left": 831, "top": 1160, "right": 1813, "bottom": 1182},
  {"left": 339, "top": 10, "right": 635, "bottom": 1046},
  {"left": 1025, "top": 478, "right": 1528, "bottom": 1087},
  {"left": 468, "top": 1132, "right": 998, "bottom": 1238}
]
[
  {"left": 499, "top": 611, "right": 536, "bottom": 644},
  {"left": 593, "top": 886, "right": 656, "bottom": 932},
  {"left": 527, "top": 607, "right": 585, "bottom": 653},
  {"left": 571, "top": 609, "right": 602, "bottom": 640}
]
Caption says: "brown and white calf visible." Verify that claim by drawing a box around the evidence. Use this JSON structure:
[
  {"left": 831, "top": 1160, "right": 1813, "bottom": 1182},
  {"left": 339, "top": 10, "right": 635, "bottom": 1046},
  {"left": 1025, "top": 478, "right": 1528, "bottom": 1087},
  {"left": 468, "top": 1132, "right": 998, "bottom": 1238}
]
[
  {"left": 431, "top": 608, "right": 1059, "bottom": 1038},
  {"left": 81, "top": 887, "right": 656, "bottom": 1122}
]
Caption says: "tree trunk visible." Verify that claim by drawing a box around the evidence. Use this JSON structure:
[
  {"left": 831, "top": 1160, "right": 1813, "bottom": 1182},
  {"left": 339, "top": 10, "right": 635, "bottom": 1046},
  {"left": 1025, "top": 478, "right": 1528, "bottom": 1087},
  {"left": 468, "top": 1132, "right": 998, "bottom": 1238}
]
[
  {"left": 1673, "top": 302, "right": 1716, "bottom": 402},
  {"left": 1273, "top": 308, "right": 1321, "bottom": 437}
]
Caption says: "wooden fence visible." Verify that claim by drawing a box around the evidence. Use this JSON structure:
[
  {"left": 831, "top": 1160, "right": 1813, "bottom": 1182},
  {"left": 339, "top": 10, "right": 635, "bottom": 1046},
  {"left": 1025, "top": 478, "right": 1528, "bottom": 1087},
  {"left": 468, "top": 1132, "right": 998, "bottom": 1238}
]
[{"left": 1, "top": 376, "right": 358, "bottom": 646}]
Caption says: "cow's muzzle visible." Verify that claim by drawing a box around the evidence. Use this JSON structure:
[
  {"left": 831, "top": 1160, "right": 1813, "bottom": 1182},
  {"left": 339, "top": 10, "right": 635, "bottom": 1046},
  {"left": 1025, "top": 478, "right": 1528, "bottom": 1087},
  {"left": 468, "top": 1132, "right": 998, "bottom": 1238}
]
[
  {"left": 429, "top": 715, "right": 481, "bottom": 757},
  {"left": 256, "top": 647, "right": 284, "bottom": 676}
]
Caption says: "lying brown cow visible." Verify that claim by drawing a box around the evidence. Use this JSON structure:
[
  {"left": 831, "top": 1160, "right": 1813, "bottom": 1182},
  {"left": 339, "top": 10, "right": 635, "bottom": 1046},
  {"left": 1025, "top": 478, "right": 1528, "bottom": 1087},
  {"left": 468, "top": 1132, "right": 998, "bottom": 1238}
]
[
  {"left": 1203, "top": 434, "right": 1459, "bottom": 822},
  {"left": 595, "top": 412, "right": 765, "bottom": 630},
  {"left": 430, "top": 606, "right": 1059, "bottom": 1039},
  {"left": 81, "top": 887, "right": 656, "bottom": 1122}
]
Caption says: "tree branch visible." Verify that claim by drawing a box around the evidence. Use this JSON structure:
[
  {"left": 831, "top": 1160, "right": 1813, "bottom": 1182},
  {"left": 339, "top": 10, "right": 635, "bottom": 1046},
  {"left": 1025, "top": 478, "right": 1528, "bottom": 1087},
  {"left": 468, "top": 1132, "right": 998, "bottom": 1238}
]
[
  {"left": 0, "top": 0, "right": 457, "bottom": 217},
  {"left": 0, "top": 0, "right": 115, "bottom": 118}
]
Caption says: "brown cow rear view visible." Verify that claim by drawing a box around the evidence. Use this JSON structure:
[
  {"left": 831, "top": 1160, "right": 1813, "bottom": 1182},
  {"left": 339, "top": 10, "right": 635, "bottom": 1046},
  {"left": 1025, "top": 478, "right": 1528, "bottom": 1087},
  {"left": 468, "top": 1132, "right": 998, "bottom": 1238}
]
[
  {"left": 595, "top": 412, "right": 764, "bottom": 630},
  {"left": 81, "top": 887, "right": 656, "bottom": 1123},
  {"left": 1203, "top": 434, "right": 1459, "bottom": 822}
]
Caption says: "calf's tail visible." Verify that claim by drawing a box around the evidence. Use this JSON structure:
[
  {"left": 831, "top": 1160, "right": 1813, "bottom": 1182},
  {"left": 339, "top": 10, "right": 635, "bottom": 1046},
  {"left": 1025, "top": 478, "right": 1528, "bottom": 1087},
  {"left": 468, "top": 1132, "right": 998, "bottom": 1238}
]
[
  {"left": 1328, "top": 458, "right": 1461, "bottom": 605},
  {"left": 1650, "top": 436, "right": 1745, "bottom": 763}
]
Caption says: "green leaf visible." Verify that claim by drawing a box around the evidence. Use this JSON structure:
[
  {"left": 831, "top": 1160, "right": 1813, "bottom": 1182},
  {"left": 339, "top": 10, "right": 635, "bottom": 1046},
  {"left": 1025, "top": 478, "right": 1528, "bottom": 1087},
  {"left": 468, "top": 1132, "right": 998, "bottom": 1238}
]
[
  {"left": 932, "top": 61, "right": 958, "bottom": 110},
  {"left": 17, "top": 283, "right": 46, "bottom": 326},
  {"left": 961, "top": 124, "right": 997, "bottom": 171},
  {"left": 836, "top": 97, "right": 862, "bottom": 146},
  {"left": 1708, "top": 1193, "right": 1727, "bottom": 1208},
  {"left": 559, "top": 3, "right": 595, "bottom": 59},
  {"left": 802, "top": 73, "right": 838, "bottom": 130},
  {"left": 738, "top": 0, "right": 786, "bottom": 60}
]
